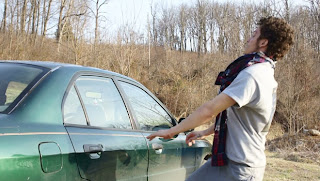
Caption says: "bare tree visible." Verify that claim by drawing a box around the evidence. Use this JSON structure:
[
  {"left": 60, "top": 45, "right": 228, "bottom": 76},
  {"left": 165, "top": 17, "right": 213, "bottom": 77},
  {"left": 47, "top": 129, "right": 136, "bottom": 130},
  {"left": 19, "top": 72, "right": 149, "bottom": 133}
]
[
  {"left": 178, "top": 4, "right": 188, "bottom": 52},
  {"left": 42, "top": 0, "right": 53, "bottom": 37},
  {"left": 207, "top": 2, "right": 217, "bottom": 53},
  {"left": 1, "top": 0, "right": 8, "bottom": 32},
  {"left": 57, "top": 0, "right": 68, "bottom": 42},
  {"left": 284, "top": 0, "right": 290, "bottom": 22},
  {"left": 87, "top": 0, "right": 108, "bottom": 45},
  {"left": 187, "top": 7, "right": 197, "bottom": 52},
  {"left": 20, "top": 0, "right": 27, "bottom": 34},
  {"left": 309, "top": 0, "right": 320, "bottom": 52},
  {"left": 56, "top": 0, "right": 86, "bottom": 51},
  {"left": 196, "top": 0, "right": 204, "bottom": 55},
  {"left": 35, "top": 0, "right": 40, "bottom": 35},
  {"left": 31, "top": 0, "right": 37, "bottom": 34},
  {"left": 157, "top": 6, "right": 177, "bottom": 50}
]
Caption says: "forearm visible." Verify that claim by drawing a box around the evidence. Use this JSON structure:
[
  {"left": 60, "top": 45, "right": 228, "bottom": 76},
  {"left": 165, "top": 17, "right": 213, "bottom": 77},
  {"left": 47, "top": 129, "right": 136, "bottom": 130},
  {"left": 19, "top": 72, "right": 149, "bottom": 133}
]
[
  {"left": 170, "top": 102, "right": 216, "bottom": 136},
  {"left": 168, "top": 93, "right": 235, "bottom": 137},
  {"left": 202, "top": 124, "right": 216, "bottom": 136}
]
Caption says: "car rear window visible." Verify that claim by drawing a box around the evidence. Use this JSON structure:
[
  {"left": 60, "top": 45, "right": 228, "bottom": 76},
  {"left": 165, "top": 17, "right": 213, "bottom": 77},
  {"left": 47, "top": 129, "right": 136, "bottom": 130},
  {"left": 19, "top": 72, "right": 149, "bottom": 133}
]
[{"left": 0, "top": 62, "right": 49, "bottom": 113}]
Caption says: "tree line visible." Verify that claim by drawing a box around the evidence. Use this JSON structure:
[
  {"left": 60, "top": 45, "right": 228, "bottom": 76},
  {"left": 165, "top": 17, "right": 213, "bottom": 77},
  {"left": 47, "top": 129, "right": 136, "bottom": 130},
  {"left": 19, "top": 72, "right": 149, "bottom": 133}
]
[
  {"left": 148, "top": 0, "right": 320, "bottom": 56},
  {"left": 1, "top": 0, "right": 319, "bottom": 56}
]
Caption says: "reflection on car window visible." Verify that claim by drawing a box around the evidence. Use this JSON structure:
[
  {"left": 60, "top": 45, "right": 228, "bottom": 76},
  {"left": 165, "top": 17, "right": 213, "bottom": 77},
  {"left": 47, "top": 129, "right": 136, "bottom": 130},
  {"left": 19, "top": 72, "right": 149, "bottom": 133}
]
[
  {"left": 0, "top": 63, "right": 46, "bottom": 113},
  {"left": 63, "top": 86, "right": 87, "bottom": 125},
  {"left": 119, "top": 82, "right": 172, "bottom": 131},
  {"left": 5, "top": 82, "right": 27, "bottom": 104},
  {"left": 75, "top": 76, "right": 131, "bottom": 129}
]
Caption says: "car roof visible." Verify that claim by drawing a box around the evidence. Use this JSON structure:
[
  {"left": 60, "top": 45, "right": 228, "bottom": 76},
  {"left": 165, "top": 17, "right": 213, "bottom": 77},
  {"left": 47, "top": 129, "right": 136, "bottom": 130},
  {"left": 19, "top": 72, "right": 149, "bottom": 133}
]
[{"left": 0, "top": 60, "right": 139, "bottom": 84}]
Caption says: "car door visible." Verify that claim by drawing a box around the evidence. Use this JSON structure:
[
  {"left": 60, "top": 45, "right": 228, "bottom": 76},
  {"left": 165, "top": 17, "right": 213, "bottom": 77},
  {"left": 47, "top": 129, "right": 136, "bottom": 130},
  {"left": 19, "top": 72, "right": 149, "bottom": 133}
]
[
  {"left": 117, "top": 81, "right": 197, "bottom": 181},
  {"left": 63, "top": 75, "right": 148, "bottom": 181}
]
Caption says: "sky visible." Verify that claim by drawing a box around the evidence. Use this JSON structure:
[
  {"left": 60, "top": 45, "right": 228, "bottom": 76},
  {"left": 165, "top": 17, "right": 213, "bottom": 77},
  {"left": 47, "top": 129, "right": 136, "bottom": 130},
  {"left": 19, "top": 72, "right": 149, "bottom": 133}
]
[
  {"left": 104, "top": 0, "right": 193, "bottom": 32},
  {"left": 103, "top": 0, "right": 310, "bottom": 36}
]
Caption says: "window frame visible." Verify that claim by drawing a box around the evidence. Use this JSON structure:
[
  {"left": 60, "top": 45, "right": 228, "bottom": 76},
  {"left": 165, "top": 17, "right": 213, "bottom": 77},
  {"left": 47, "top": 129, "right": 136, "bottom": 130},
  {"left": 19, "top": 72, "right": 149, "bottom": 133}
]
[
  {"left": 114, "top": 78, "right": 178, "bottom": 131},
  {"left": 62, "top": 72, "right": 138, "bottom": 131},
  {"left": 62, "top": 71, "right": 178, "bottom": 132},
  {"left": 62, "top": 84, "right": 89, "bottom": 126}
]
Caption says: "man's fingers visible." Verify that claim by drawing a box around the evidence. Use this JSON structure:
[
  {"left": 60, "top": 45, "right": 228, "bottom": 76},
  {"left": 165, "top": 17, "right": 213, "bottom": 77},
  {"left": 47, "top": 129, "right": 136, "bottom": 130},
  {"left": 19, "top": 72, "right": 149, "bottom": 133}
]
[
  {"left": 187, "top": 139, "right": 196, "bottom": 147},
  {"left": 147, "top": 130, "right": 174, "bottom": 141},
  {"left": 186, "top": 135, "right": 197, "bottom": 146},
  {"left": 147, "top": 131, "right": 165, "bottom": 141},
  {"left": 146, "top": 134, "right": 156, "bottom": 141},
  {"left": 186, "top": 133, "right": 196, "bottom": 140}
]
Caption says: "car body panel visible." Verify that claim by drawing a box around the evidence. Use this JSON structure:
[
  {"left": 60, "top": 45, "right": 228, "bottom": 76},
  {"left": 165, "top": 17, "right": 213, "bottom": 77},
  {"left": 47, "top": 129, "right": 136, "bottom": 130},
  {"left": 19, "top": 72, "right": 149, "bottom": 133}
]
[
  {"left": 0, "top": 121, "right": 81, "bottom": 180},
  {"left": 0, "top": 65, "right": 83, "bottom": 180},
  {"left": 0, "top": 61, "right": 212, "bottom": 180},
  {"left": 143, "top": 133, "right": 193, "bottom": 181},
  {"left": 66, "top": 127, "right": 148, "bottom": 180}
]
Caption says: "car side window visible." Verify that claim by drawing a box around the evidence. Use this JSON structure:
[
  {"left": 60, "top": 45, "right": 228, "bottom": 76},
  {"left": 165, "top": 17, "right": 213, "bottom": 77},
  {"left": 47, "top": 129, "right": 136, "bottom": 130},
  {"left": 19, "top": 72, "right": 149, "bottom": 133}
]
[
  {"left": 63, "top": 86, "right": 87, "bottom": 125},
  {"left": 75, "top": 76, "right": 132, "bottom": 129},
  {"left": 5, "top": 81, "right": 27, "bottom": 104},
  {"left": 119, "top": 81, "right": 173, "bottom": 131}
]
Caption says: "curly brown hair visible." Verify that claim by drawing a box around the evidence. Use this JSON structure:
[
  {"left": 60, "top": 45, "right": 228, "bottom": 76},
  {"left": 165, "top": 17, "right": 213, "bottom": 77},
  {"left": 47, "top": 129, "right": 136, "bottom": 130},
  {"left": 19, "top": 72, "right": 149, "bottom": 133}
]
[{"left": 258, "top": 17, "right": 294, "bottom": 60}]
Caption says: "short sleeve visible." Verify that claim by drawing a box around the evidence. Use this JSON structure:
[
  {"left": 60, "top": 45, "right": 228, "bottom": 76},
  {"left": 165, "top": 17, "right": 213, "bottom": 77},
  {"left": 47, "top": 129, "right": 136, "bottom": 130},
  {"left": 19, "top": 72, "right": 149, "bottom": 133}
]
[{"left": 222, "top": 71, "right": 258, "bottom": 108}]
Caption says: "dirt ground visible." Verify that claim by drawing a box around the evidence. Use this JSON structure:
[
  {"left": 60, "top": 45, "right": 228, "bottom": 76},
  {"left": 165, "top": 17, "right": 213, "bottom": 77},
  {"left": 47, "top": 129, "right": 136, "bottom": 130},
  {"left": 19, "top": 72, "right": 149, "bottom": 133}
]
[
  {"left": 264, "top": 151, "right": 320, "bottom": 181},
  {"left": 196, "top": 124, "right": 320, "bottom": 181}
]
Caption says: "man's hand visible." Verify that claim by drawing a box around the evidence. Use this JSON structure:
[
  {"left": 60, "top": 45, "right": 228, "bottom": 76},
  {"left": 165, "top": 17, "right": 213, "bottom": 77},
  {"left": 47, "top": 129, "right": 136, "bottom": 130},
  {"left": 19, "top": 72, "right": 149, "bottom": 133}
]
[
  {"left": 186, "top": 130, "right": 206, "bottom": 146},
  {"left": 146, "top": 129, "right": 174, "bottom": 141}
]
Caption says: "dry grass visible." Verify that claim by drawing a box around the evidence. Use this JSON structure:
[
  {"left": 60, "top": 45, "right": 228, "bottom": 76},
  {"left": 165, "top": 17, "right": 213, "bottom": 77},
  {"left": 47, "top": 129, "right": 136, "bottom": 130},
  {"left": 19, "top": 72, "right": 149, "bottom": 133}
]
[
  {"left": 266, "top": 122, "right": 285, "bottom": 141},
  {"left": 264, "top": 151, "right": 320, "bottom": 181},
  {"left": 266, "top": 133, "right": 320, "bottom": 166},
  {"left": 195, "top": 123, "right": 320, "bottom": 181}
]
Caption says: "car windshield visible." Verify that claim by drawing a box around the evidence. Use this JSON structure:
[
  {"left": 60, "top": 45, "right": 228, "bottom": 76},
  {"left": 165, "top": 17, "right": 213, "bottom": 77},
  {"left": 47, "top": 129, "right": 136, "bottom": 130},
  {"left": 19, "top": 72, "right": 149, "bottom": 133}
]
[{"left": 0, "top": 62, "right": 49, "bottom": 113}]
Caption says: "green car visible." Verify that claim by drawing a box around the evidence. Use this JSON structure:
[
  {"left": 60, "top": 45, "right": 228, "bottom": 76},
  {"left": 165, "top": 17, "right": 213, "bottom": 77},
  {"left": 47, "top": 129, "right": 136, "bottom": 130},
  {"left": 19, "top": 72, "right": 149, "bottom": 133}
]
[{"left": 0, "top": 61, "right": 211, "bottom": 181}]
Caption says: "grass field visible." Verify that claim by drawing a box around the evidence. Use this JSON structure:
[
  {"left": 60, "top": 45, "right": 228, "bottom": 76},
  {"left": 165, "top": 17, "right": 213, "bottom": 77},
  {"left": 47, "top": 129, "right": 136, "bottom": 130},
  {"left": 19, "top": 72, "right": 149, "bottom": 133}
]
[{"left": 264, "top": 151, "right": 320, "bottom": 181}]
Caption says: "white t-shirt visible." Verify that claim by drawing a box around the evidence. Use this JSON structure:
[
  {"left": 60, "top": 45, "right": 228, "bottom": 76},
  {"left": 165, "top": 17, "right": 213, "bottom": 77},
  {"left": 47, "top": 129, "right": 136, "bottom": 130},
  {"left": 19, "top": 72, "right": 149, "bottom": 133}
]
[{"left": 222, "top": 62, "right": 278, "bottom": 167}]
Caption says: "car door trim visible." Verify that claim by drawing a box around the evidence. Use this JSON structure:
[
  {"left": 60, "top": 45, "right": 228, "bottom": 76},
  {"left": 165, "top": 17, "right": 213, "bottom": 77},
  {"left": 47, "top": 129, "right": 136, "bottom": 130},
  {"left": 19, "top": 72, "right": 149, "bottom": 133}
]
[
  {"left": 0, "top": 132, "right": 68, "bottom": 136},
  {"left": 68, "top": 132, "right": 144, "bottom": 137}
]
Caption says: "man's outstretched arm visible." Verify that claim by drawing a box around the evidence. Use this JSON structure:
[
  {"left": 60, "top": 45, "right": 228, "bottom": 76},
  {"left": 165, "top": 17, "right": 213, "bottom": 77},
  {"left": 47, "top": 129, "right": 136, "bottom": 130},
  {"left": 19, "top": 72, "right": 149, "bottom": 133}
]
[{"left": 147, "top": 93, "right": 236, "bottom": 141}]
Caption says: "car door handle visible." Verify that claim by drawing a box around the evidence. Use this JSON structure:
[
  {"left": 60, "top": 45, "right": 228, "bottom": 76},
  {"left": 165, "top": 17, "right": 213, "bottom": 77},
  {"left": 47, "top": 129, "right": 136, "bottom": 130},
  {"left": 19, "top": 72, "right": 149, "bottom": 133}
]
[
  {"left": 83, "top": 144, "right": 103, "bottom": 154},
  {"left": 152, "top": 143, "right": 163, "bottom": 154}
]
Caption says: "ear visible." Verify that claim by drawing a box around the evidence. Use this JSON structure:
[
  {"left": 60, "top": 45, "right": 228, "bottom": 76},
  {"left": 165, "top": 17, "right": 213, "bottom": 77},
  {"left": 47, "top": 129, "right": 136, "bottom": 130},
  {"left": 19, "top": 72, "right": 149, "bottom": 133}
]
[{"left": 259, "top": 39, "right": 268, "bottom": 48}]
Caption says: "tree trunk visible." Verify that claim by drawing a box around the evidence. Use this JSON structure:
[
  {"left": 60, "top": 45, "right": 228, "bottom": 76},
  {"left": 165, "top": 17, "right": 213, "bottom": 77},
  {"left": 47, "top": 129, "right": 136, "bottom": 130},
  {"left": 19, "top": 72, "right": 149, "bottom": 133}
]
[
  {"left": 35, "top": 0, "right": 41, "bottom": 35},
  {"left": 16, "top": 0, "right": 20, "bottom": 32},
  {"left": 57, "top": 0, "right": 67, "bottom": 41},
  {"left": 31, "top": 0, "right": 37, "bottom": 34},
  {"left": 20, "top": 0, "right": 27, "bottom": 34},
  {"left": 40, "top": 0, "right": 46, "bottom": 35},
  {"left": 284, "top": 0, "right": 290, "bottom": 22},
  {"left": 27, "top": 1, "right": 33, "bottom": 35},
  {"left": 42, "top": 0, "right": 53, "bottom": 37},
  {"left": 57, "top": 0, "right": 68, "bottom": 52},
  {"left": 202, "top": 20, "right": 207, "bottom": 54},
  {"left": 94, "top": 0, "right": 99, "bottom": 45},
  {"left": 1, "top": 0, "right": 8, "bottom": 32}
]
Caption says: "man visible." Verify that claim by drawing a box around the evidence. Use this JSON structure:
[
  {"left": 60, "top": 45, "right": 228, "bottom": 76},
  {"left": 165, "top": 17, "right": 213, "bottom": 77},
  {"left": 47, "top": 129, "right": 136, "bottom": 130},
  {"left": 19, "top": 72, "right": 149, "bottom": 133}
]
[{"left": 147, "top": 16, "right": 294, "bottom": 181}]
